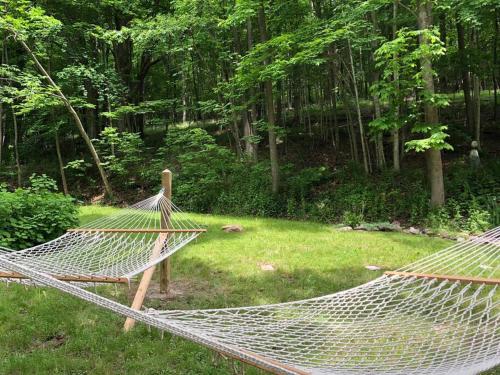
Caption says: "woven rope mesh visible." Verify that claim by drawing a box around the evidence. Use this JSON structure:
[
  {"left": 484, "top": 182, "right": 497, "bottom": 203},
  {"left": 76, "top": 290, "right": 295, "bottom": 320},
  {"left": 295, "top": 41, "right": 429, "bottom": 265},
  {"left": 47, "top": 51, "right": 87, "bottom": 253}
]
[
  {"left": 0, "top": 190, "right": 203, "bottom": 281},
  {"left": 0, "top": 219, "right": 498, "bottom": 374}
]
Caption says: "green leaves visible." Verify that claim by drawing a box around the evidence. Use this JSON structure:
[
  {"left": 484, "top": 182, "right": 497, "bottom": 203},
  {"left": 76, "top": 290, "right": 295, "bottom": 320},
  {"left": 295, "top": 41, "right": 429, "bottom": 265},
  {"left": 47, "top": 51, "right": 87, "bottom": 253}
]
[
  {"left": 0, "top": 186, "right": 77, "bottom": 250},
  {"left": 370, "top": 25, "right": 450, "bottom": 151},
  {"left": 405, "top": 124, "right": 453, "bottom": 153},
  {"left": 0, "top": 0, "right": 61, "bottom": 40}
]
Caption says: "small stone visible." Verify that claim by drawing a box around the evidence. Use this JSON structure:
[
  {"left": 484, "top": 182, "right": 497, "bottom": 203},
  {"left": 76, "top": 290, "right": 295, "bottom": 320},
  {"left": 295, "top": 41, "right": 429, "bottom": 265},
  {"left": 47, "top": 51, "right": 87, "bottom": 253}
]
[
  {"left": 354, "top": 225, "right": 368, "bottom": 231},
  {"left": 260, "top": 263, "right": 275, "bottom": 271},
  {"left": 408, "top": 227, "right": 421, "bottom": 235},
  {"left": 365, "top": 265, "right": 382, "bottom": 271},
  {"left": 421, "top": 228, "right": 432, "bottom": 235},
  {"left": 222, "top": 225, "right": 243, "bottom": 233},
  {"left": 456, "top": 237, "right": 466, "bottom": 242},
  {"left": 338, "top": 226, "right": 353, "bottom": 232}
]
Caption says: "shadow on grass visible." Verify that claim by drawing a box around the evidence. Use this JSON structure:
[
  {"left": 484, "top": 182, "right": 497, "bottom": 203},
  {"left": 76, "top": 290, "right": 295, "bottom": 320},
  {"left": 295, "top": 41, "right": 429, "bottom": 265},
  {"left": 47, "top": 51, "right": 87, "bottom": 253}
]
[{"left": 148, "top": 256, "right": 382, "bottom": 310}]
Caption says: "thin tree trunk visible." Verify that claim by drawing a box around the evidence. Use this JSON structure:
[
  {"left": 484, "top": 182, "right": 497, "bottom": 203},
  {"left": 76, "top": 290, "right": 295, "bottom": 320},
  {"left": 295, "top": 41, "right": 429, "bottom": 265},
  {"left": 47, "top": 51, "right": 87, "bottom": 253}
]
[
  {"left": 258, "top": 2, "right": 280, "bottom": 193},
  {"left": 370, "top": 12, "right": 386, "bottom": 170},
  {"left": 348, "top": 39, "right": 370, "bottom": 173},
  {"left": 12, "top": 109, "right": 21, "bottom": 187},
  {"left": 0, "top": 101, "right": 3, "bottom": 166},
  {"left": 327, "top": 45, "right": 339, "bottom": 148},
  {"left": 472, "top": 29, "right": 481, "bottom": 146},
  {"left": 0, "top": 34, "right": 4, "bottom": 166},
  {"left": 392, "top": 0, "right": 401, "bottom": 172},
  {"left": 15, "top": 37, "right": 113, "bottom": 197},
  {"left": 243, "top": 17, "right": 258, "bottom": 161},
  {"left": 55, "top": 130, "right": 69, "bottom": 195},
  {"left": 417, "top": 0, "right": 445, "bottom": 207},
  {"left": 457, "top": 22, "right": 474, "bottom": 131},
  {"left": 438, "top": 13, "right": 448, "bottom": 91},
  {"left": 342, "top": 91, "right": 359, "bottom": 162},
  {"left": 494, "top": 10, "right": 499, "bottom": 122},
  {"left": 473, "top": 73, "right": 481, "bottom": 144}
]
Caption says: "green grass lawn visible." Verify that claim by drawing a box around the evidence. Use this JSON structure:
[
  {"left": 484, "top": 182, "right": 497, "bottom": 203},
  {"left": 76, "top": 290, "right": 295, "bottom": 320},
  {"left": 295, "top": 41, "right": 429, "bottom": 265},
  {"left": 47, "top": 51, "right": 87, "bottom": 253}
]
[{"left": 0, "top": 206, "right": 498, "bottom": 374}]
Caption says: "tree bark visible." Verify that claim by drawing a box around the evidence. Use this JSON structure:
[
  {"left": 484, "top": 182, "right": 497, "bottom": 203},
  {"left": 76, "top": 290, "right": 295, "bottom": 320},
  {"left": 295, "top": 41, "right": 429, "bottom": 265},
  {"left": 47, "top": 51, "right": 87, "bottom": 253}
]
[
  {"left": 241, "top": 17, "right": 257, "bottom": 162},
  {"left": 55, "top": 130, "right": 69, "bottom": 195},
  {"left": 12, "top": 109, "right": 21, "bottom": 187},
  {"left": 16, "top": 37, "right": 113, "bottom": 197},
  {"left": 0, "top": 101, "right": 3, "bottom": 166},
  {"left": 392, "top": 0, "right": 400, "bottom": 172},
  {"left": 0, "top": 34, "right": 4, "bottom": 166},
  {"left": 258, "top": 2, "right": 280, "bottom": 193},
  {"left": 494, "top": 10, "right": 499, "bottom": 122},
  {"left": 472, "top": 29, "right": 481, "bottom": 146},
  {"left": 417, "top": 0, "right": 445, "bottom": 207},
  {"left": 370, "top": 12, "right": 385, "bottom": 170},
  {"left": 348, "top": 39, "right": 370, "bottom": 173},
  {"left": 456, "top": 22, "right": 474, "bottom": 131}
]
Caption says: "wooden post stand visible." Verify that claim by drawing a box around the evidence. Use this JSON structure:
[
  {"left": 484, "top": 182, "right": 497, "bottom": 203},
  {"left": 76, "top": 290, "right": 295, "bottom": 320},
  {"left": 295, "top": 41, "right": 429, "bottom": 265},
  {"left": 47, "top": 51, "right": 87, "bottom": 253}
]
[
  {"left": 124, "top": 169, "right": 172, "bottom": 332},
  {"left": 159, "top": 170, "right": 172, "bottom": 293}
]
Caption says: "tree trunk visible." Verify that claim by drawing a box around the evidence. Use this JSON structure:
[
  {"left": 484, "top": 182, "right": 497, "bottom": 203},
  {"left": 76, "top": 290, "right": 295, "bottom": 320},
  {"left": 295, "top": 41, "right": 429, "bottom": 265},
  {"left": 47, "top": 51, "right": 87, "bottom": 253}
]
[
  {"left": 472, "top": 29, "right": 481, "bottom": 145},
  {"left": 370, "top": 12, "right": 385, "bottom": 170},
  {"left": 392, "top": 0, "right": 400, "bottom": 172},
  {"left": 0, "top": 102, "right": 3, "bottom": 166},
  {"left": 0, "top": 35, "right": 4, "bottom": 166},
  {"left": 438, "top": 13, "right": 448, "bottom": 91},
  {"left": 12, "top": 109, "right": 21, "bottom": 187},
  {"left": 327, "top": 45, "right": 339, "bottom": 147},
  {"left": 258, "top": 2, "right": 280, "bottom": 193},
  {"left": 84, "top": 80, "right": 99, "bottom": 139},
  {"left": 16, "top": 37, "right": 113, "bottom": 197},
  {"left": 473, "top": 73, "right": 481, "bottom": 144},
  {"left": 417, "top": 0, "right": 445, "bottom": 207},
  {"left": 243, "top": 18, "right": 258, "bottom": 161},
  {"left": 456, "top": 22, "right": 474, "bottom": 131},
  {"left": 55, "top": 131, "right": 69, "bottom": 195},
  {"left": 348, "top": 39, "right": 370, "bottom": 173},
  {"left": 494, "top": 9, "right": 499, "bottom": 122}
]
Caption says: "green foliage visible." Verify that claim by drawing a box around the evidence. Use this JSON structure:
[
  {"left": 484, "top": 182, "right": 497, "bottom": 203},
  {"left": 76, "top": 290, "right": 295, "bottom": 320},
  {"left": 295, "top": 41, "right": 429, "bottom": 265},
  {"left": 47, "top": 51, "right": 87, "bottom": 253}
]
[
  {"left": 370, "top": 27, "right": 452, "bottom": 153},
  {"left": 342, "top": 211, "right": 364, "bottom": 228},
  {"left": 28, "top": 173, "right": 58, "bottom": 192},
  {"left": 95, "top": 127, "right": 145, "bottom": 186},
  {"left": 155, "top": 128, "right": 236, "bottom": 211},
  {"left": 0, "top": 177, "right": 77, "bottom": 250}
]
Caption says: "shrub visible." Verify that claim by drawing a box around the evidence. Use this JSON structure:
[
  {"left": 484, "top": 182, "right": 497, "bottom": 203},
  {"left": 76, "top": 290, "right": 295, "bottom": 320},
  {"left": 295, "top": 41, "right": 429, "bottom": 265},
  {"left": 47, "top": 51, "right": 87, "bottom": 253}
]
[
  {"left": 0, "top": 175, "right": 78, "bottom": 250},
  {"left": 95, "top": 127, "right": 145, "bottom": 187},
  {"left": 153, "top": 127, "right": 237, "bottom": 211}
]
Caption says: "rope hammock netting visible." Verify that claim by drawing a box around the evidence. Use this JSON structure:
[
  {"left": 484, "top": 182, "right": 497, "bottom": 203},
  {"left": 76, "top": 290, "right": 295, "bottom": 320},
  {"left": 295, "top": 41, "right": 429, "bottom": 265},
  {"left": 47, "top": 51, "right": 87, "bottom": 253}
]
[
  {"left": 0, "top": 190, "right": 204, "bottom": 283},
  {"left": 0, "top": 190, "right": 499, "bottom": 375}
]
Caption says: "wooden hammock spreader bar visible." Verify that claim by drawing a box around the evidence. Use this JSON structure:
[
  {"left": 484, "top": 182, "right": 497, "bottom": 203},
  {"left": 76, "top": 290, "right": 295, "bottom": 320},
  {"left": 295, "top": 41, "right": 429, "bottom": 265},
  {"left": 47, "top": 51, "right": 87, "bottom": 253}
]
[
  {"left": 67, "top": 228, "right": 206, "bottom": 234},
  {"left": 385, "top": 271, "right": 500, "bottom": 286},
  {"left": 226, "top": 346, "right": 312, "bottom": 375},
  {"left": 0, "top": 271, "right": 128, "bottom": 284}
]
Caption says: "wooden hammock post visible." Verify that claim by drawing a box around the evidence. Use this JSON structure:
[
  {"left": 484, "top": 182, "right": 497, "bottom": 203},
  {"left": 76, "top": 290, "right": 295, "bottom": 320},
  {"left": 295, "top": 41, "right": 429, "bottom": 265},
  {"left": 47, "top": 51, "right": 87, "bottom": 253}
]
[
  {"left": 159, "top": 169, "right": 172, "bottom": 293},
  {"left": 124, "top": 169, "right": 172, "bottom": 332}
]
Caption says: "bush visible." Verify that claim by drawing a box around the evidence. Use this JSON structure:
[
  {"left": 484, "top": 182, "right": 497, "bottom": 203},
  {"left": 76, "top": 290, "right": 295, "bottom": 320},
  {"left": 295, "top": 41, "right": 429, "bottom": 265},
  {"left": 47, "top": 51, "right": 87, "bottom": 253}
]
[
  {"left": 0, "top": 175, "right": 78, "bottom": 250},
  {"left": 150, "top": 127, "right": 237, "bottom": 211},
  {"left": 95, "top": 127, "right": 145, "bottom": 188}
]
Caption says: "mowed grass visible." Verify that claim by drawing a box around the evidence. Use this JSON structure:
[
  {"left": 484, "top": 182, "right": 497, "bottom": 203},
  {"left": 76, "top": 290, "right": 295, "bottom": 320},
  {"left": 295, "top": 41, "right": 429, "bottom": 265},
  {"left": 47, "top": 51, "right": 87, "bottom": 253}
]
[{"left": 0, "top": 206, "right": 497, "bottom": 374}]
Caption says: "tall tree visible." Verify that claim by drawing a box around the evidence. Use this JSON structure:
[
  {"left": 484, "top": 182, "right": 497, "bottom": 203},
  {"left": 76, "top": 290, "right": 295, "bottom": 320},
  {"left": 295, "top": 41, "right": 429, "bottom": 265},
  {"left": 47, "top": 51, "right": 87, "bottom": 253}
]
[
  {"left": 417, "top": 0, "right": 445, "bottom": 207},
  {"left": 258, "top": 1, "right": 279, "bottom": 193}
]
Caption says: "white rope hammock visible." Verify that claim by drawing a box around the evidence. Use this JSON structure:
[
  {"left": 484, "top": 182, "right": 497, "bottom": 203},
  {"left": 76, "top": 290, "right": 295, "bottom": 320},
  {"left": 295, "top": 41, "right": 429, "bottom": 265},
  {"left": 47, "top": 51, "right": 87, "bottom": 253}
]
[
  {"left": 0, "top": 205, "right": 498, "bottom": 374},
  {"left": 0, "top": 190, "right": 204, "bottom": 283}
]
